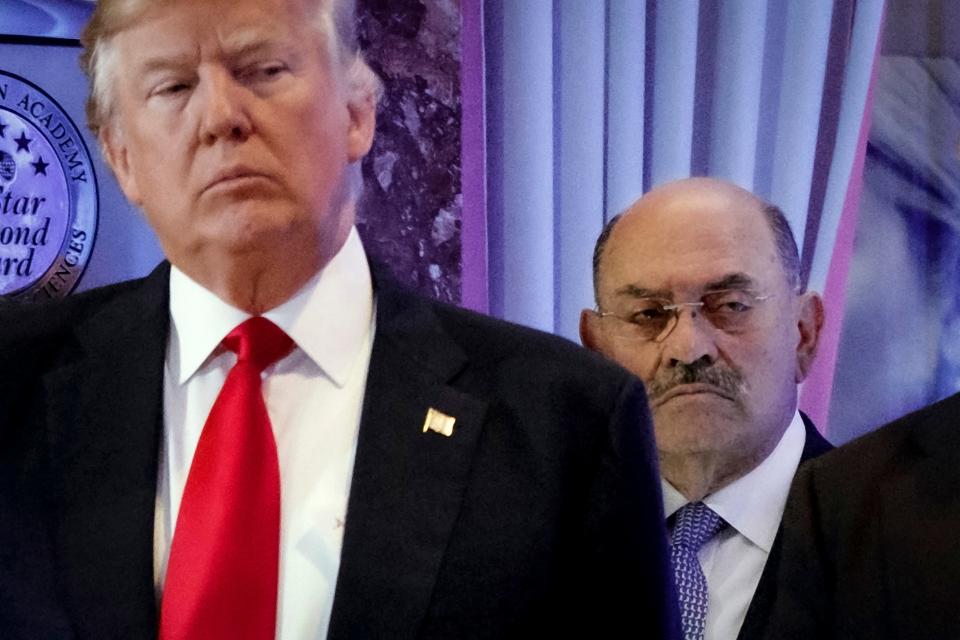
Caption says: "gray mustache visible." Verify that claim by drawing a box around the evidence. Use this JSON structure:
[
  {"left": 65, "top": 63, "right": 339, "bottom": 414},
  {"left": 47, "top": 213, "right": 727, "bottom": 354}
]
[{"left": 647, "top": 361, "right": 743, "bottom": 402}]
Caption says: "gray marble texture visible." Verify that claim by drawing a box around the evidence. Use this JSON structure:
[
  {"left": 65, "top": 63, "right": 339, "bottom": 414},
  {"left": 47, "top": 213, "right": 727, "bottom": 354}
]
[{"left": 356, "top": 0, "right": 462, "bottom": 304}]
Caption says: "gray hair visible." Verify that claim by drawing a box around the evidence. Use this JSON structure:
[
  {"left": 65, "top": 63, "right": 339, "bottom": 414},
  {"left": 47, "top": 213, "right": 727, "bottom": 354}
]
[
  {"left": 79, "top": 0, "right": 382, "bottom": 139},
  {"left": 591, "top": 201, "right": 802, "bottom": 304},
  {"left": 761, "top": 203, "right": 802, "bottom": 293}
]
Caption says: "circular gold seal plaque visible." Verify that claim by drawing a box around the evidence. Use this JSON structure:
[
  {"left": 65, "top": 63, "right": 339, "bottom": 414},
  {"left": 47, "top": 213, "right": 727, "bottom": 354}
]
[{"left": 0, "top": 71, "right": 97, "bottom": 301}]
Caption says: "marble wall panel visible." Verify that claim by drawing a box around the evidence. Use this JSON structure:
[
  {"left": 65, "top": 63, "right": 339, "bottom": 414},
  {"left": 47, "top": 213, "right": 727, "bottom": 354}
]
[{"left": 356, "top": 0, "right": 462, "bottom": 304}]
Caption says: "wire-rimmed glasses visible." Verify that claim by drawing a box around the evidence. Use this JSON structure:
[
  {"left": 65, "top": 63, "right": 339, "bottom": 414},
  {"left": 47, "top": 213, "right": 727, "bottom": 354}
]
[{"left": 594, "top": 289, "right": 773, "bottom": 342}]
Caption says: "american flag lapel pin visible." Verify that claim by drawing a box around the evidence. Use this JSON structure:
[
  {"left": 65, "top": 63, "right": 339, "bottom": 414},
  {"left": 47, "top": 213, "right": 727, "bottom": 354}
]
[{"left": 422, "top": 407, "right": 456, "bottom": 437}]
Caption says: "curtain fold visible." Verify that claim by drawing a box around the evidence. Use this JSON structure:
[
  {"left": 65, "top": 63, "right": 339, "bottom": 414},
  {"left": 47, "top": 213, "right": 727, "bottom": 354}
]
[
  {"left": 648, "top": 0, "right": 700, "bottom": 187},
  {"left": 554, "top": 1, "right": 607, "bottom": 337},
  {"left": 704, "top": 0, "right": 767, "bottom": 186},
  {"left": 764, "top": 1, "right": 835, "bottom": 249},
  {"left": 605, "top": 2, "right": 646, "bottom": 217},
  {"left": 487, "top": 1, "right": 555, "bottom": 329}
]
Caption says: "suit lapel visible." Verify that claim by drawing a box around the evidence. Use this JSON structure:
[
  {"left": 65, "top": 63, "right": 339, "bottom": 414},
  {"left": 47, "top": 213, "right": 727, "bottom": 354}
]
[
  {"left": 45, "top": 264, "right": 170, "bottom": 638},
  {"left": 798, "top": 412, "right": 832, "bottom": 462},
  {"left": 737, "top": 413, "right": 833, "bottom": 640},
  {"left": 328, "top": 285, "right": 488, "bottom": 640}
]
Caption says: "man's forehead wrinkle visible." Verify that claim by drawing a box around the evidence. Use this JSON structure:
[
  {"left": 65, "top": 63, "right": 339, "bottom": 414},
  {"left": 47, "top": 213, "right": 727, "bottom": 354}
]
[
  {"left": 615, "top": 284, "right": 670, "bottom": 299},
  {"left": 125, "top": 28, "right": 295, "bottom": 83},
  {"left": 610, "top": 273, "right": 758, "bottom": 301},
  {"left": 134, "top": 54, "right": 188, "bottom": 76},
  {"left": 704, "top": 273, "right": 757, "bottom": 291},
  {"left": 218, "top": 25, "right": 291, "bottom": 58}
]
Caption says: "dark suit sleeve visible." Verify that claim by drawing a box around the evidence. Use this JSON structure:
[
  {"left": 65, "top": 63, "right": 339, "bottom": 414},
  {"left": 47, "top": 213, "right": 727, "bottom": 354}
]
[
  {"left": 582, "top": 378, "right": 681, "bottom": 640},
  {"left": 760, "top": 460, "right": 834, "bottom": 640}
]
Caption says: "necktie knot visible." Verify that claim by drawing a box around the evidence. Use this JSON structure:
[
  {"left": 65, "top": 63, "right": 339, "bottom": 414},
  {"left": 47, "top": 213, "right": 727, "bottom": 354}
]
[
  {"left": 671, "top": 502, "right": 725, "bottom": 553},
  {"left": 223, "top": 317, "right": 294, "bottom": 373}
]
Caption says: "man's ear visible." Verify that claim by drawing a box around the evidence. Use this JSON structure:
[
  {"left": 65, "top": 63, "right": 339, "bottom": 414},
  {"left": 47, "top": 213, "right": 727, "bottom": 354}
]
[
  {"left": 100, "top": 126, "right": 143, "bottom": 206},
  {"left": 795, "top": 291, "right": 825, "bottom": 382},
  {"left": 580, "top": 308, "right": 604, "bottom": 353},
  {"left": 346, "top": 90, "right": 376, "bottom": 163}
]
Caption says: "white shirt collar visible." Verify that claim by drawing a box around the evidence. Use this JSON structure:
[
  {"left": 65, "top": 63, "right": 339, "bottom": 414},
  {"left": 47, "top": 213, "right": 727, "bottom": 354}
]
[
  {"left": 168, "top": 227, "right": 373, "bottom": 388},
  {"left": 662, "top": 410, "right": 806, "bottom": 553}
]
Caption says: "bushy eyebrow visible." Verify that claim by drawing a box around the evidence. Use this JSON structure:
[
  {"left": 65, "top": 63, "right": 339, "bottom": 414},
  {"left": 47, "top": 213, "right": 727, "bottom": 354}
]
[
  {"left": 614, "top": 284, "right": 670, "bottom": 299},
  {"left": 220, "top": 28, "right": 290, "bottom": 59},
  {"left": 135, "top": 53, "right": 196, "bottom": 77},
  {"left": 134, "top": 28, "right": 292, "bottom": 77},
  {"left": 703, "top": 273, "right": 757, "bottom": 291},
  {"left": 613, "top": 273, "right": 758, "bottom": 300}
]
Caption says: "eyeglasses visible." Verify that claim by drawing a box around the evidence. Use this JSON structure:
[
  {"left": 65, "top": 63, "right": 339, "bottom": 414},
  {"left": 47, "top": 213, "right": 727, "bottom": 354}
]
[{"left": 595, "top": 289, "right": 773, "bottom": 342}]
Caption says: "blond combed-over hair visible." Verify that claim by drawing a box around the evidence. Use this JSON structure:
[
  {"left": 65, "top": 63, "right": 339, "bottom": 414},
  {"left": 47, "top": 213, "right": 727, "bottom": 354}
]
[{"left": 79, "top": 0, "right": 382, "bottom": 139}]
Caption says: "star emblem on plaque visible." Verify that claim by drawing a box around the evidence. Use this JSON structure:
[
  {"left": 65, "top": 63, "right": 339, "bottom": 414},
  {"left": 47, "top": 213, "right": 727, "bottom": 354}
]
[{"left": 0, "top": 70, "right": 98, "bottom": 301}]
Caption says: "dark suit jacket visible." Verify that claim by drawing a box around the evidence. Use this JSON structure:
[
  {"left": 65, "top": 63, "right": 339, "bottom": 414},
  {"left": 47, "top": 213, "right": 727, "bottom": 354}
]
[
  {"left": 760, "top": 392, "right": 960, "bottom": 640},
  {"left": 0, "top": 263, "right": 680, "bottom": 639},
  {"left": 736, "top": 413, "right": 832, "bottom": 640}
]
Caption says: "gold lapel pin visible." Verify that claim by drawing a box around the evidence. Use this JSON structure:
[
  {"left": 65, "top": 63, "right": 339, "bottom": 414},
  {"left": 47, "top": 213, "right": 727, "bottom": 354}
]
[{"left": 422, "top": 407, "right": 456, "bottom": 437}]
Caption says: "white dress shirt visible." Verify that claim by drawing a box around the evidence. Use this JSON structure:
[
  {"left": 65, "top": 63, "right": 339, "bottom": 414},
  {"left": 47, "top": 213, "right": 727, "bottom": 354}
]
[
  {"left": 154, "top": 228, "right": 375, "bottom": 640},
  {"left": 662, "top": 410, "right": 806, "bottom": 640}
]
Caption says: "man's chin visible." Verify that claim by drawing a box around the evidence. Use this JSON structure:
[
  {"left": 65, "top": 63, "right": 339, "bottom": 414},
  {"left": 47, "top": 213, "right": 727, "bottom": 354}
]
[
  {"left": 202, "top": 205, "right": 302, "bottom": 247},
  {"left": 653, "top": 400, "right": 745, "bottom": 441},
  {"left": 654, "top": 423, "right": 734, "bottom": 457}
]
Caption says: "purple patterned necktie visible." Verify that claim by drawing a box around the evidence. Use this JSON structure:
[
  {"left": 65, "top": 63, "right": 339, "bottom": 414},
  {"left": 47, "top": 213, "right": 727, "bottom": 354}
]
[{"left": 670, "top": 502, "right": 726, "bottom": 640}]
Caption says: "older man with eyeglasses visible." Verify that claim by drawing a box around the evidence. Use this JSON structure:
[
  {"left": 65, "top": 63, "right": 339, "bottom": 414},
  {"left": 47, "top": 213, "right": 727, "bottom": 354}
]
[{"left": 580, "top": 177, "right": 831, "bottom": 640}]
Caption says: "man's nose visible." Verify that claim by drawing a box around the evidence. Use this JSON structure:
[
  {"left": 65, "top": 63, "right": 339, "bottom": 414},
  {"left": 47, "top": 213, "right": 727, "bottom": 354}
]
[
  {"left": 196, "top": 70, "right": 254, "bottom": 145},
  {"left": 660, "top": 307, "right": 718, "bottom": 368}
]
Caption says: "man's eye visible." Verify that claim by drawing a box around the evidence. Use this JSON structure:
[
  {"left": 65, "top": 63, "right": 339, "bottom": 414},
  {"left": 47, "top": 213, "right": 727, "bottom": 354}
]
[
  {"left": 706, "top": 296, "right": 752, "bottom": 313},
  {"left": 631, "top": 307, "right": 668, "bottom": 323},
  {"left": 242, "top": 63, "right": 288, "bottom": 82},
  {"left": 719, "top": 301, "right": 749, "bottom": 312},
  {"left": 154, "top": 82, "right": 191, "bottom": 97}
]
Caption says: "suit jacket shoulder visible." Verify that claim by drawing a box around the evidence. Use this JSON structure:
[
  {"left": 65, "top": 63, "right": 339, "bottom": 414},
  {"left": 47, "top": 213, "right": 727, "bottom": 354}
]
[
  {"left": 0, "top": 263, "right": 170, "bottom": 639},
  {"left": 762, "top": 392, "right": 960, "bottom": 640},
  {"left": 799, "top": 412, "right": 833, "bottom": 462},
  {"left": 329, "top": 283, "right": 680, "bottom": 639},
  {"left": 377, "top": 284, "right": 634, "bottom": 382}
]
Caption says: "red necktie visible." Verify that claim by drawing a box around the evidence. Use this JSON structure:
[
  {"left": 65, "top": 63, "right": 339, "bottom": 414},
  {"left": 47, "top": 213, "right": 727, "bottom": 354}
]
[{"left": 160, "top": 317, "right": 293, "bottom": 640}]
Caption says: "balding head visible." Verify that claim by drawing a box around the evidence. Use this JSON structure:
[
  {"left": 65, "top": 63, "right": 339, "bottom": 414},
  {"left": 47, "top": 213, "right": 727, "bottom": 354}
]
[{"left": 592, "top": 178, "right": 801, "bottom": 305}]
